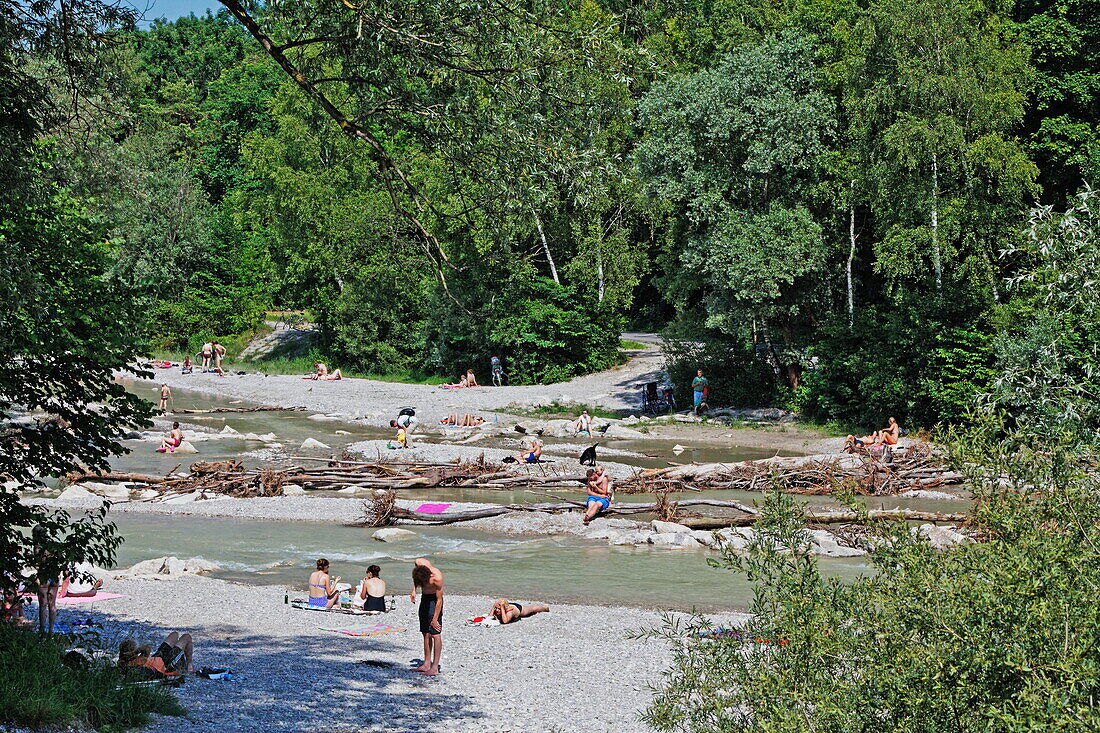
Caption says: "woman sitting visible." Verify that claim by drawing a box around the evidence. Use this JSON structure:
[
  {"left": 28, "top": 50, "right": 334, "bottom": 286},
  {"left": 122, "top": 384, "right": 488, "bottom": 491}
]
[
  {"left": 308, "top": 558, "right": 341, "bottom": 609},
  {"left": 465, "top": 369, "right": 478, "bottom": 387},
  {"left": 119, "top": 632, "right": 194, "bottom": 676},
  {"left": 358, "top": 565, "right": 387, "bottom": 613},
  {"left": 490, "top": 599, "right": 550, "bottom": 624},
  {"left": 310, "top": 363, "right": 343, "bottom": 381}
]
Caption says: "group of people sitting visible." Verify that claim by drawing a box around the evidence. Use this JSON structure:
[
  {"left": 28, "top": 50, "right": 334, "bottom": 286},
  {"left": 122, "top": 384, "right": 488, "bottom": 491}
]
[
  {"left": 844, "top": 417, "right": 903, "bottom": 453},
  {"left": 308, "top": 558, "right": 388, "bottom": 612},
  {"left": 443, "top": 369, "right": 479, "bottom": 388}
]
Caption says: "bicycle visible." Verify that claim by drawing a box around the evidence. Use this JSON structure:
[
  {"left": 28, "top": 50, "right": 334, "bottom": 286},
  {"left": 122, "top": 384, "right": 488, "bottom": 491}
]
[
  {"left": 492, "top": 367, "right": 505, "bottom": 387},
  {"left": 277, "top": 312, "right": 306, "bottom": 331}
]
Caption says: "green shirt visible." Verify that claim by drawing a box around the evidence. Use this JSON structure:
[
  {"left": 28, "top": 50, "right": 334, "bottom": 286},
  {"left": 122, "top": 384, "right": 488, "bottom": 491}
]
[{"left": 692, "top": 376, "right": 709, "bottom": 391}]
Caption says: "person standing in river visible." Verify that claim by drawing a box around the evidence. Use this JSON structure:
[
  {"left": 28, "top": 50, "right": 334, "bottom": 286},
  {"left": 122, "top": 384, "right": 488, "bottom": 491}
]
[
  {"left": 158, "top": 384, "right": 171, "bottom": 411},
  {"left": 410, "top": 558, "right": 444, "bottom": 676}
]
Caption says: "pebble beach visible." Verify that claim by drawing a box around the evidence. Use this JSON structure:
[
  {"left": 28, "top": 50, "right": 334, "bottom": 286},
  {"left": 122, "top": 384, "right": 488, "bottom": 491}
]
[{"left": 71, "top": 575, "right": 747, "bottom": 732}]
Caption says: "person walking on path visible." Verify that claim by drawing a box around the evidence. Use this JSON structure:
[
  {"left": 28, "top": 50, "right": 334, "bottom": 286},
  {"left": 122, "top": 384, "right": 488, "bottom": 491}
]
[
  {"left": 691, "top": 369, "right": 709, "bottom": 414},
  {"left": 410, "top": 558, "right": 444, "bottom": 676}
]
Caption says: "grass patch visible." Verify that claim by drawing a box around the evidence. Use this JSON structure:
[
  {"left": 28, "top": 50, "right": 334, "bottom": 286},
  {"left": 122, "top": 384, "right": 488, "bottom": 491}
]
[
  {"left": 0, "top": 625, "right": 184, "bottom": 730},
  {"left": 619, "top": 338, "right": 651, "bottom": 350},
  {"left": 501, "top": 401, "right": 623, "bottom": 420}
]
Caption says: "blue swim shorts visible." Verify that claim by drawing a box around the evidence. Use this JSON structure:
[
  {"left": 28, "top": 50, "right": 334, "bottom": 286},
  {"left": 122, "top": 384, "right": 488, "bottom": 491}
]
[{"left": 586, "top": 495, "right": 610, "bottom": 511}]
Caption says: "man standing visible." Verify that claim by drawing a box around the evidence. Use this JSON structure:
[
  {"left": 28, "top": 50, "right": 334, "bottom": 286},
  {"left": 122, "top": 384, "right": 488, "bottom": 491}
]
[
  {"left": 200, "top": 341, "right": 213, "bottom": 372},
  {"left": 691, "top": 369, "right": 709, "bottom": 414},
  {"left": 410, "top": 558, "right": 443, "bottom": 676},
  {"left": 213, "top": 342, "right": 226, "bottom": 372}
]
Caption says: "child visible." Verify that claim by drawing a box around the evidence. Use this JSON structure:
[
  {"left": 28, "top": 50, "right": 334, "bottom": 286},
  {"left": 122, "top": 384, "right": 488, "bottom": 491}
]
[
  {"left": 1, "top": 585, "right": 26, "bottom": 625},
  {"left": 158, "top": 384, "right": 172, "bottom": 411},
  {"left": 395, "top": 425, "right": 408, "bottom": 449},
  {"left": 181, "top": 357, "right": 192, "bottom": 375}
]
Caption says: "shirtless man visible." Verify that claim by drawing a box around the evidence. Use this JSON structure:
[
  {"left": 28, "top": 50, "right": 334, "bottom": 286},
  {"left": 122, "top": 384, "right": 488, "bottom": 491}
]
[
  {"left": 582, "top": 466, "right": 613, "bottom": 525},
  {"left": 410, "top": 558, "right": 444, "bottom": 676},
  {"left": 514, "top": 437, "right": 543, "bottom": 463},
  {"left": 159, "top": 422, "right": 184, "bottom": 453},
  {"left": 158, "top": 384, "right": 171, "bottom": 411},
  {"left": 200, "top": 342, "right": 213, "bottom": 371},
  {"left": 213, "top": 342, "right": 226, "bottom": 371}
]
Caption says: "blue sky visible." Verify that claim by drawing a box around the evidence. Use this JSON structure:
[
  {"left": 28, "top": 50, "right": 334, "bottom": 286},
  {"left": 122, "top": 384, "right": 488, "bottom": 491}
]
[{"left": 137, "top": 0, "right": 221, "bottom": 24}]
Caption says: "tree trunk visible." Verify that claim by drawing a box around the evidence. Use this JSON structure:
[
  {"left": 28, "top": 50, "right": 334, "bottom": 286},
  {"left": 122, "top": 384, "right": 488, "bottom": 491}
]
[
  {"left": 533, "top": 211, "right": 559, "bottom": 284},
  {"left": 932, "top": 152, "right": 942, "bottom": 292},
  {"left": 847, "top": 182, "right": 856, "bottom": 327}
]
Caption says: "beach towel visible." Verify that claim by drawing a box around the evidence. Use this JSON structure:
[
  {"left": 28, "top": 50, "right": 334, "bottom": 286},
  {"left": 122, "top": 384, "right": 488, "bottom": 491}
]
[
  {"left": 291, "top": 599, "right": 372, "bottom": 615},
  {"left": 465, "top": 616, "right": 501, "bottom": 627},
  {"left": 415, "top": 503, "right": 452, "bottom": 514},
  {"left": 58, "top": 592, "right": 123, "bottom": 606},
  {"left": 320, "top": 623, "right": 406, "bottom": 637}
]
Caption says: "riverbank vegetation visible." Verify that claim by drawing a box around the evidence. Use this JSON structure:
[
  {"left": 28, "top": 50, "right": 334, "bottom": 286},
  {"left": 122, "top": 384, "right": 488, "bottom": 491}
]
[{"left": 11, "top": 0, "right": 1092, "bottom": 421}]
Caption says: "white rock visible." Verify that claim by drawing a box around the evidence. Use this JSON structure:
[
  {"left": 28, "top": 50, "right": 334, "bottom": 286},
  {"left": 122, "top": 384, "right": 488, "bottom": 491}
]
[
  {"left": 337, "top": 486, "right": 365, "bottom": 494},
  {"left": 57, "top": 485, "right": 98, "bottom": 500},
  {"left": 918, "top": 524, "right": 971, "bottom": 549},
  {"left": 652, "top": 520, "right": 693, "bottom": 534},
  {"left": 136, "top": 489, "right": 159, "bottom": 501},
  {"left": 372, "top": 528, "right": 416, "bottom": 542},
  {"left": 621, "top": 415, "right": 639, "bottom": 425},
  {"left": 258, "top": 433, "right": 279, "bottom": 442},
  {"left": 805, "top": 530, "right": 866, "bottom": 557},
  {"left": 335, "top": 430, "right": 351, "bottom": 435},
  {"left": 182, "top": 557, "right": 219, "bottom": 573},
  {"left": 123, "top": 555, "right": 218, "bottom": 578},
  {"left": 603, "top": 425, "right": 648, "bottom": 439},
  {"left": 691, "top": 530, "right": 720, "bottom": 548},
  {"left": 220, "top": 425, "right": 240, "bottom": 435},
  {"left": 899, "top": 489, "right": 958, "bottom": 500},
  {"left": 81, "top": 482, "right": 130, "bottom": 500},
  {"left": 282, "top": 484, "right": 306, "bottom": 496},
  {"left": 715, "top": 528, "right": 755, "bottom": 550},
  {"left": 173, "top": 441, "right": 199, "bottom": 454},
  {"left": 649, "top": 532, "right": 702, "bottom": 548},
  {"left": 607, "top": 530, "right": 652, "bottom": 546},
  {"left": 300, "top": 438, "right": 331, "bottom": 449}
]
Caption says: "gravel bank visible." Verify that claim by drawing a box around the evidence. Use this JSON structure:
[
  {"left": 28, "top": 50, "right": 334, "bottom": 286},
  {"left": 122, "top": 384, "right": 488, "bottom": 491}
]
[
  {"left": 72, "top": 575, "right": 747, "bottom": 732},
  {"left": 134, "top": 345, "right": 664, "bottom": 426}
]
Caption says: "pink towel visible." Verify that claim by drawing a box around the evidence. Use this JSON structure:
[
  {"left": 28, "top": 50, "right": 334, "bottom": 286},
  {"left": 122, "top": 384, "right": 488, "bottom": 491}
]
[
  {"left": 57, "top": 592, "right": 123, "bottom": 605},
  {"left": 415, "top": 503, "right": 452, "bottom": 514}
]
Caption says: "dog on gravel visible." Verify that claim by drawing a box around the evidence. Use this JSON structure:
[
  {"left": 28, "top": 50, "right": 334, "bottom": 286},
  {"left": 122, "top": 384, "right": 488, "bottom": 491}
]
[{"left": 579, "top": 444, "right": 598, "bottom": 466}]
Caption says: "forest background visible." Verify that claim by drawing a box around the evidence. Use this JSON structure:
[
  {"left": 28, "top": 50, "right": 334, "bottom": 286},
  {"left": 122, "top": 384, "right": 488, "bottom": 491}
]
[{"left": 29, "top": 0, "right": 1100, "bottom": 430}]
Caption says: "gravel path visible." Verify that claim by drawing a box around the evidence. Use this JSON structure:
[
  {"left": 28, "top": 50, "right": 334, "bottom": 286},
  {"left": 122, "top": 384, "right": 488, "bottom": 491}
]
[
  {"left": 75, "top": 575, "right": 746, "bottom": 732},
  {"left": 135, "top": 344, "right": 665, "bottom": 426}
]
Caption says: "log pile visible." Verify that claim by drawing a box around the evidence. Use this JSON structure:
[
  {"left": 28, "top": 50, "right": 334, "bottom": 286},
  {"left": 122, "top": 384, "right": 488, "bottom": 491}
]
[
  {"left": 169, "top": 406, "right": 306, "bottom": 414},
  {"left": 628, "top": 443, "right": 963, "bottom": 496}
]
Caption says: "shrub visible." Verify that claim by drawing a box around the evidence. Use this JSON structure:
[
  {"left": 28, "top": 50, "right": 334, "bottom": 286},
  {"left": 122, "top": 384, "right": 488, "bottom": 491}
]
[
  {"left": 663, "top": 332, "right": 780, "bottom": 408},
  {"left": 0, "top": 625, "right": 183, "bottom": 730}
]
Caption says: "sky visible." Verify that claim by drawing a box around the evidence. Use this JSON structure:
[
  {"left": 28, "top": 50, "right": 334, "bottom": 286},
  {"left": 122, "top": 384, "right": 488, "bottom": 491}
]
[{"left": 136, "top": 0, "right": 221, "bottom": 24}]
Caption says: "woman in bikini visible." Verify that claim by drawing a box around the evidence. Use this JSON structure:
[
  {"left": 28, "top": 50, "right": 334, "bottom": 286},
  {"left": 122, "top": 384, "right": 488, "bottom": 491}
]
[
  {"left": 159, "top": 422, "right": 184, "bottom": 452},
  {"left": 882, "top": 417, "right": 901, "bottom": 445},
  {"left": 490, "top": 599, "right": 550, "bottom": 624},
  {"left": 308, "top": 558, "right": 341, "bottom": 609}
]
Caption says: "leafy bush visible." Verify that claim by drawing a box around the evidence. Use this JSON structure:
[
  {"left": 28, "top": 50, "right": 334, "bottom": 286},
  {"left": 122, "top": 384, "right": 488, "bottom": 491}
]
[
  {"left": 663, "top": 332, "right": 780, "bottom": 408},
  {"left": 644, "top": 415, "right": 1100, "bottom": 731},
  {"left": 0, "top": 625, "right": 183, "bottom": 730}
]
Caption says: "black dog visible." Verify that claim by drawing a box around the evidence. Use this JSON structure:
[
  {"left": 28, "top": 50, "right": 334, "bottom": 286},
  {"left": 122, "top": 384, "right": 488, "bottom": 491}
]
[{"left": 579, "top": 444, "right": 598, "bottom": 467}]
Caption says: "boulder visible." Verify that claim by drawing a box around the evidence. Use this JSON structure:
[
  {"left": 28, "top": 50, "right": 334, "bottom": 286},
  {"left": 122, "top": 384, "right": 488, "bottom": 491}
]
[
  {"left": 805, "top": 530, "right": 867, "bottom": 557},
  {"left": 162, "top": 490, "right": 203, "bottom": 504},
  {"left": 123, "top": 555, "right": 219, "bottom": 578},
  {"left": 300, "top": 438, "right": 331, "bottom": 450},
  {"left": 602, "top": 425, "right": 648, "bottom": 439},
  {"left": 135, "top": 489, "right": 159, "bottom": 501},
  {"left": 220, "top": 425, "right": 240, "bottom": 435},
  {"left": 917, "top": 524, "right": 971, "bottom": 550},
  {"left": 172, "top": 441, "right": 199, "bottom": 454},
  {"left": 607, "top": 530, "right": 652, "bottom": 546},
  {"left": 715, "top": 528, "right": 755, "bottom": 551},
  {"left": 691, "top": 530, "right": 720, "bottom": 548},
  {"left": 57, "top": 485, "right": 98, "bottom": 501},
  {"left": 372, "top": 528, "right": 416, "bottom": 542},
  {"left": 81, "top": 482, "right": 130, "bottom": 500},
  {"left": 651, "top": 520, "right": 693, "bottom": 534},
  {"left": 621, "top": 415, "right": 640, "bottom": 425},
  {"left": 649, "top": 532, "right": 702, "bottom": 548},
  {"left": 337, "top": 486, "right": 365, "bottom": 494},
  {"left": 282, "top": 484, "right": 306, "bottom": 496}
]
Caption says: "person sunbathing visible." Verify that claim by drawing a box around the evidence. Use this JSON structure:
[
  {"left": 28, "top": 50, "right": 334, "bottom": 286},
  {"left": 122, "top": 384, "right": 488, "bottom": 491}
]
[
  {"left": 490, "top": 599, "right": 550, "bottom": 624},
  {"left": 158, "top": 422, "right": 184, "bottom": 452},
  {"left": 465, "top": 370, "right": 478, "bottom": 387},
  {"left": 882, "top": 417, "right": 901, "bottom": 445},
  {"left": 119, "top": 632, "right": 194, "bottom": 675},
  {"left": 442, "top": 374, "right": 470, "bottom": 388},
  {"left": 514, "top": 437, "right": 543, "bottom": 463},
  {"left": 582, "top": 466, "right": 613, "bottom": 525},
  {"left": 308, "top": 558, "right": 341, "bottom": 609},
  {"left": 440, "top": 413, "right": 485, "bottom": 427}
]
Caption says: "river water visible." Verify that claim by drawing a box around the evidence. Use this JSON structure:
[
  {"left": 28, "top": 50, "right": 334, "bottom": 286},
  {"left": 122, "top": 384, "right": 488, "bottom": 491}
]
[{"left": 98, "top": 381, "right": 965, "bottom": 610}]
